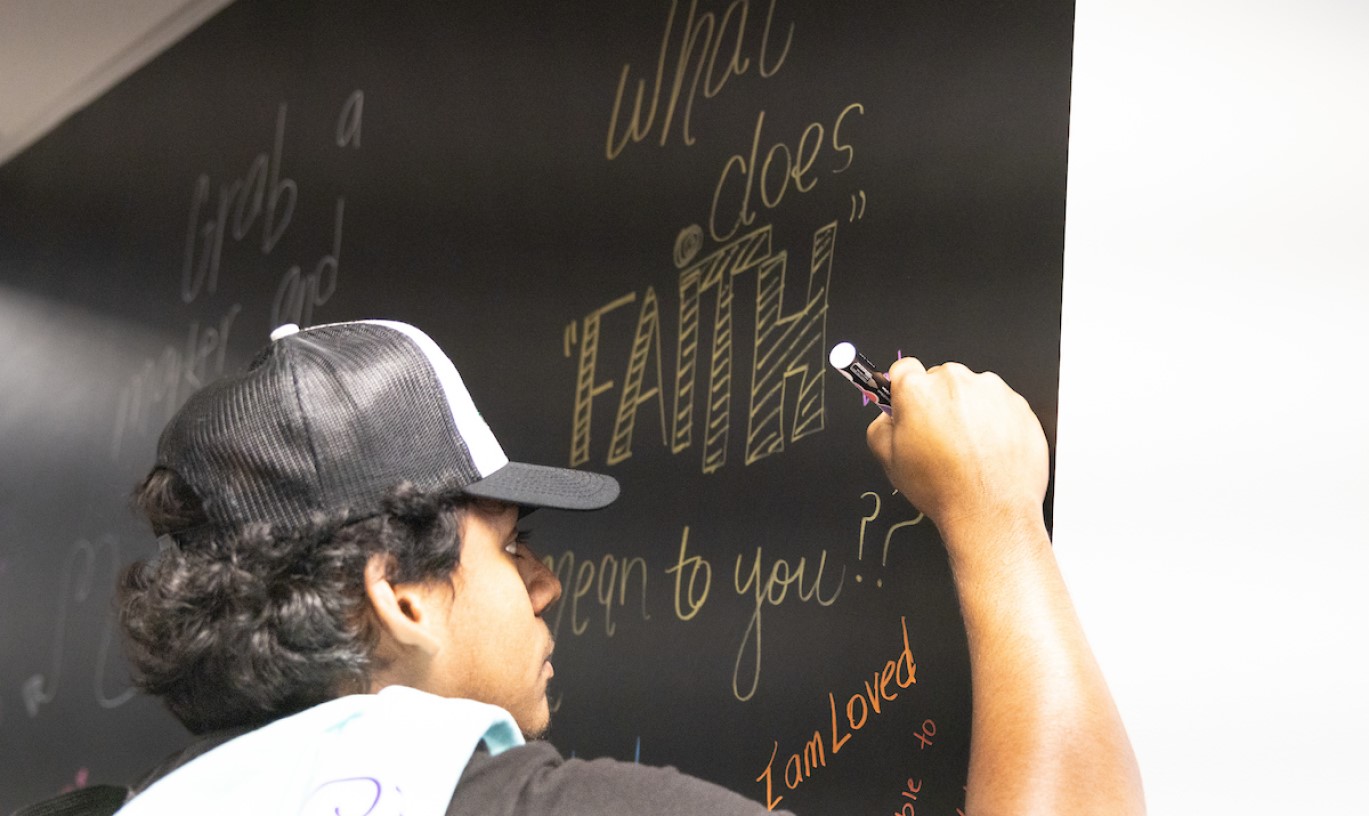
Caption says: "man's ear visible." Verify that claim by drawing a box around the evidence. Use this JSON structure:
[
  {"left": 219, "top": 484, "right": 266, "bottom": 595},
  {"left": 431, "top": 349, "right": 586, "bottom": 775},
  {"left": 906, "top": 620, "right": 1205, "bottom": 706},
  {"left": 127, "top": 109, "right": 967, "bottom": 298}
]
[{"left": 363, "top": 553, "right": 446, "bottom": 657}]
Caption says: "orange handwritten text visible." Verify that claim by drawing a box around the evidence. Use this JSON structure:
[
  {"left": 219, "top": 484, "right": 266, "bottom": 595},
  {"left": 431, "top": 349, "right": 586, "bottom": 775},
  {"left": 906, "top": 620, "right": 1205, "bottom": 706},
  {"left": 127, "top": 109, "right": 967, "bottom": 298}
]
[
  {"left": 755, "top": 616, "right": 917, "bottom": 809},
  {"left": 892, "top": 777, "right": 922, "bottom": 816}
]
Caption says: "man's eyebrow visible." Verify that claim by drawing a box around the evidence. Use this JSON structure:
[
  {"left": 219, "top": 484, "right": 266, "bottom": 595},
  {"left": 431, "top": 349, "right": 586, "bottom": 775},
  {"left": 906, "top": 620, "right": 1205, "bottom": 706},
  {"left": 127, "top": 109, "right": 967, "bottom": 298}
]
[
  {"left": 487, "top": 506, "right": 520, "bottom": 539},
  {"left": 470, "top": 496, "right": 512, "bottom": 512}
]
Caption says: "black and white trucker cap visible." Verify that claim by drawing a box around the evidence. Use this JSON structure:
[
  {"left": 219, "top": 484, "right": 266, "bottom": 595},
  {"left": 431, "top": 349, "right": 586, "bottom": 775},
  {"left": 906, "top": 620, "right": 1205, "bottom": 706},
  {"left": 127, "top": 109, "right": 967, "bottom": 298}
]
[{"left": 155, "top": 319, "right": 618, "bottom": 531}]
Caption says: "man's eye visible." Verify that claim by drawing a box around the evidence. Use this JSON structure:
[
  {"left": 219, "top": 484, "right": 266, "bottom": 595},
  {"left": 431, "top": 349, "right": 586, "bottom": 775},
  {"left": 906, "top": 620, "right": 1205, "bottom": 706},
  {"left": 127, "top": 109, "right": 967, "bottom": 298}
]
[{"left": 505, "top": 530, "right": 533, "bottom": 556}]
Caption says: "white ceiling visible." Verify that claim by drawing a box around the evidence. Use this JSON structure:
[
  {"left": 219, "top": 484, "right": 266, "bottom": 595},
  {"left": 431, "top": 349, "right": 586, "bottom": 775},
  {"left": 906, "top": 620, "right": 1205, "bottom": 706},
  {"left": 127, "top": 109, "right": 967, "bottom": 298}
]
[{"left": 0, "top": 0, "right": 232, "bottom": 166}]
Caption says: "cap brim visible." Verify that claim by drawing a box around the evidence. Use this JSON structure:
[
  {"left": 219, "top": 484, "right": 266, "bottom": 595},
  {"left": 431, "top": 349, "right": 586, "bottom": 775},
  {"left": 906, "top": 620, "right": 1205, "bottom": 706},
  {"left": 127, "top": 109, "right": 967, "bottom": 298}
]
[{"left": 461, "top": 462, "right": 620, "bottom": 511}]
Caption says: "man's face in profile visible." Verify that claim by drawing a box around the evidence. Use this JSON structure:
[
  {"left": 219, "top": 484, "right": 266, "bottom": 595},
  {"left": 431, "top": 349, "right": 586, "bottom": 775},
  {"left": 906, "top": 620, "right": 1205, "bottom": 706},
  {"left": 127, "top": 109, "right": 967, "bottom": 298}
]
[{"left": 412, "top": 501, "right": 563, "bottom": 737}]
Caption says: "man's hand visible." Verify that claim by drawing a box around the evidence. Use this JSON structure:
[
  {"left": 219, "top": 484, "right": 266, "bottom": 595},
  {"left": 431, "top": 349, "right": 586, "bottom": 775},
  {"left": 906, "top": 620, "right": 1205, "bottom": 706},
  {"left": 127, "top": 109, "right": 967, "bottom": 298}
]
[{"left": 865, "top": 358, "right": 1050, "bottom": 540}]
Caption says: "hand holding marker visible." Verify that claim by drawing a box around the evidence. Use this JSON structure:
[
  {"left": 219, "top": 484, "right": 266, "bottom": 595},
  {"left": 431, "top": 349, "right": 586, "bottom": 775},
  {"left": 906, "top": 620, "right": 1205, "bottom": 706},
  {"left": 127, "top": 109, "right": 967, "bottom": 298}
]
[{"left": 828, "top": 341, "right": 893, "bottom": 414}]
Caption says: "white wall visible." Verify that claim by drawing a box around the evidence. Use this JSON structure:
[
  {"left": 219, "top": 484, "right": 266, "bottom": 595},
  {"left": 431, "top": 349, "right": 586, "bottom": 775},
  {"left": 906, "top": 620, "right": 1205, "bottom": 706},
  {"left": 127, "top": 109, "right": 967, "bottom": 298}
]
[
  {"left": 1056, "top": 0, "right": 1368, "bottom": 812},
  {"left": 0, "top": 0, "right": 233, "bottom": 165}
]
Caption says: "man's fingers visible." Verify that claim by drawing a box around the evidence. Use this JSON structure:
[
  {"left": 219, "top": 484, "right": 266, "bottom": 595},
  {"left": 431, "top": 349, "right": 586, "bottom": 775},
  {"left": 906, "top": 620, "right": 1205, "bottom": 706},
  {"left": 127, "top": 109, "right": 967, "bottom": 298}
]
[
  {"left": 866, "top": 408, "right": 891, "bottom": 454},
  {"left": 867, "top": 357, "right": 926, "bottom": 485},
  {"left": 887, "top": 356, "right": 927, "bottom": 380},
  {"left": 884, "top": 356, "right": 927, "bottom": 416}
]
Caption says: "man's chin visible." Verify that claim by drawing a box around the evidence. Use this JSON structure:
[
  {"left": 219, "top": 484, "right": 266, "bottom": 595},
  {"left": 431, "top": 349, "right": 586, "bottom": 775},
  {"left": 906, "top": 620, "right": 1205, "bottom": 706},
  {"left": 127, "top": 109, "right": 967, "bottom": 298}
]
[{"left": 519, "top": 699, "right": 553, "bottom": 741}]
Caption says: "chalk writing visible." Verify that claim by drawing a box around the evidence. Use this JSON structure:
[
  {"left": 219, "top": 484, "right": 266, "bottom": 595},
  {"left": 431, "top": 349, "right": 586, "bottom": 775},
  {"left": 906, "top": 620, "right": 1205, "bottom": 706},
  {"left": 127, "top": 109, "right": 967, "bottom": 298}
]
[
  {"left": 119, "top": 90, "right": 365, "bottom": 460},
  {"left": 111, "top": 303, "right": 241, "bottom": 460},
  {"left": 666, "top": 526, "right": 712, "bottom": 620},
  {"left": 180, "top": 90, "right": 361, "bottom": 326},
  {"left": 542, "top": 549, "right": 651, "bottom": 640},
  {"left": 732, "top": 545, "right": 843, "bottom": 701},
  {"left": 854, "top": 490, "right": 925, "bottom": 588},
  {"left": 566, "top": 222, "right": 833, "bottom": 472},
  {"left": 912, "top": 718, "right": 936, "bottom": 750},
  {"left": 609, "top": 287, "right": 666, "bottom": 466},
  {"left": 606, "top": 0, "right": 794, "bottom": 160},
  {"left": 709, "top": 102, "right": 863, "bottom": 242},
  {"left": 892, "top": 777, "right": 922, "bottom": 816},
  {"left": 564, "top": 292, "right": 666, "bottom": 468},
  {"left": 271, "top": 196, "right": 346, "bottom": 328},
  {"left": 591, "top": 0, "right": 868, "bottom": 470},
  {"left": 336, "top": 90, "right": 364, "bottom": 148},
  {"left": 21, "top": 535, "right": 137, "bottom": 716},
  {"left": 755, "top": 616, "right": 918, "bottom": 809},
  {"left": 675, "top": 223, "right": 705, "bottom": 267},
  {"left": 849, "top": 189, "right": 867, "bottom": 222},
  {"left": 893, "top": 775, "right": 967, "bottom": 816},
  {"left": 181, "top": 102, "right": 297, "bottom": 303}
]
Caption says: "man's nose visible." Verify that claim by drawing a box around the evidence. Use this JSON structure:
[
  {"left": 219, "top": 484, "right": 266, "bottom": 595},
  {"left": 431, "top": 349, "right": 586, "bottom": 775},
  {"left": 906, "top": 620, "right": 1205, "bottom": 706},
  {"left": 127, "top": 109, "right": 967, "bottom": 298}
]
[{"left": 520, "top": 547, "right": 563, "bottom": 614}]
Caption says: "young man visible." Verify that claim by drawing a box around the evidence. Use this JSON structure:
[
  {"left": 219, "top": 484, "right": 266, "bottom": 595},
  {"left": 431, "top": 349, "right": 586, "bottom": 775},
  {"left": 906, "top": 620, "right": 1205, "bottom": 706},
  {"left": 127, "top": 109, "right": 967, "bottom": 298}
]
[{"left": 108, "top": 319, "right": 1140, "bottom": 814}]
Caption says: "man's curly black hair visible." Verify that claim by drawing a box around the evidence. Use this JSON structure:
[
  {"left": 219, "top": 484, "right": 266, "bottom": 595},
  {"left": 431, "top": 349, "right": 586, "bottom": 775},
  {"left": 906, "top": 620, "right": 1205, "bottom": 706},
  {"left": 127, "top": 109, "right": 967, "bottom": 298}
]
[{"left": 118, "top": 467, "right": 471, "bottom": 735}]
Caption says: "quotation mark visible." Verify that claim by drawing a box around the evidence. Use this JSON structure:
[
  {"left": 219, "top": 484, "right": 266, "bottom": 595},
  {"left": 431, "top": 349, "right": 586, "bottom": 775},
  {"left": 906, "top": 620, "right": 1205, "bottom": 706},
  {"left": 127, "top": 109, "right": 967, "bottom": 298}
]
[{"left": 849, "top": 190, "right": 867, "bottom": 222}]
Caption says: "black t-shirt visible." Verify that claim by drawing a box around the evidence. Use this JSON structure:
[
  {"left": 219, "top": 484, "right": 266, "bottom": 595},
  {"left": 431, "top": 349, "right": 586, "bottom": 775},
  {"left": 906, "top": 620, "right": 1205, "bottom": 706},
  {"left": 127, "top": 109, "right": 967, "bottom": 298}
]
[{"left": 451, "top": 741, "right": 786, "bottom": 815}]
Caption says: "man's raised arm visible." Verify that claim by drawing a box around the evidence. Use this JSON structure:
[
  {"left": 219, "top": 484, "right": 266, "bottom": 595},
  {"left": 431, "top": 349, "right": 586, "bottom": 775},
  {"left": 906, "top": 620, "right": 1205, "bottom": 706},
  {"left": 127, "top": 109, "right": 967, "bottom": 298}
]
[{"left": 866, "top": 358, "right": 1144, "bottom": 816}]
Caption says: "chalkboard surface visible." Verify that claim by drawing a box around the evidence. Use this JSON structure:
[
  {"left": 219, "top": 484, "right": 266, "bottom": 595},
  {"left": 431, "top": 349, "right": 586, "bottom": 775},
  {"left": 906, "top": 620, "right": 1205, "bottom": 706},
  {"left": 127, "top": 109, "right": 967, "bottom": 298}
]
[{"left": 0, "top": 1, "right": 1073, "bottom": 811}]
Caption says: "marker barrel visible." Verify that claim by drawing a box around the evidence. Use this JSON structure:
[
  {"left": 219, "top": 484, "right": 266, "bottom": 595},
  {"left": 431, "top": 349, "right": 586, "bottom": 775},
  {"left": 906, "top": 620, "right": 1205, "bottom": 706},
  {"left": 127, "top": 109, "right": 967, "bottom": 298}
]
[{"left": 829, "top": 342, "right": 892, "bottom": 413}]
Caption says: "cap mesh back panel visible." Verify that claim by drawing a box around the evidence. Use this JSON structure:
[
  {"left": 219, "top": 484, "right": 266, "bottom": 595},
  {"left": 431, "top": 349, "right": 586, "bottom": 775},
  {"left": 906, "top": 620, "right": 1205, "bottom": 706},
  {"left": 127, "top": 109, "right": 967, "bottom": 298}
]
[{"left": 157, "top": 323, "right": 480, "bottom": 531}]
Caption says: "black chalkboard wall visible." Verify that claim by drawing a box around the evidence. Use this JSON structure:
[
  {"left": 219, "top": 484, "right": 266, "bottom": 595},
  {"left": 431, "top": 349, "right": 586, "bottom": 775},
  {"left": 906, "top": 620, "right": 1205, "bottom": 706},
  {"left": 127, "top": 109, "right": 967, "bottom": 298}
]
[{"left": 0, "top": 0, "right": 1073, "bottom": 811}]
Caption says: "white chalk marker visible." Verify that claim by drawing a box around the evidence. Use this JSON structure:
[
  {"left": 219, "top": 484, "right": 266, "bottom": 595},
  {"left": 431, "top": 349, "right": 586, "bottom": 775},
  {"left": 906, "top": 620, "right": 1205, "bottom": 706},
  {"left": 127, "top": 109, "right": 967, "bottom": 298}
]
[{"left": 829, "top": 342, "right": 892, "bottom": 414}]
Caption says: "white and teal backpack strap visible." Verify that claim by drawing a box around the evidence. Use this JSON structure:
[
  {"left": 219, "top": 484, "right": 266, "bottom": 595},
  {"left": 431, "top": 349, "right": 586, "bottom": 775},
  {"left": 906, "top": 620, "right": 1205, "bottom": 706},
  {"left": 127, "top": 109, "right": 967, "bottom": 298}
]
[{"left": 118, "top": 686, "right": 523, "bottom": 816}]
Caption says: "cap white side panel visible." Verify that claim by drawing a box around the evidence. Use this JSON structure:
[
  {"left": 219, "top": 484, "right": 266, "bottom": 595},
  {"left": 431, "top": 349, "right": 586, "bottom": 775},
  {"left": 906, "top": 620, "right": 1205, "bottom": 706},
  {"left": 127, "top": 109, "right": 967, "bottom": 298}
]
[{"left": 365, "top": 320, "right": 509, "bottom": 477}]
